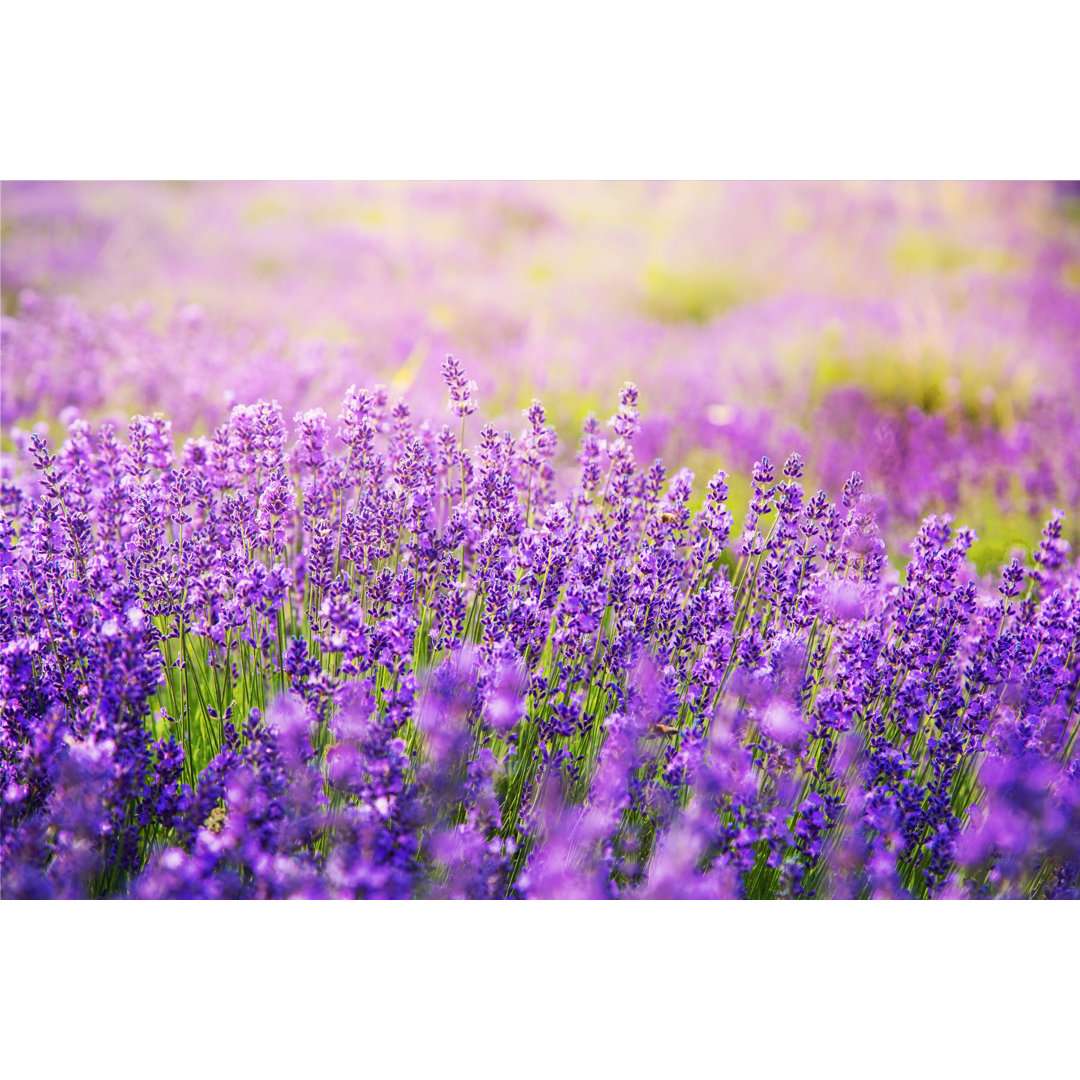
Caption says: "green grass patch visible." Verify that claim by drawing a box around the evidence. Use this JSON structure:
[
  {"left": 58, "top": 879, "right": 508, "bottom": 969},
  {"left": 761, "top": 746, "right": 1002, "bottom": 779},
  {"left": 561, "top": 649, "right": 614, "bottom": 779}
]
[
  {"left": 957, "top": 478, "right": 1069, "bottom": 578},
  {"left": 892, "top": 229, "right": 1021, "bottom": 276},
  {"left": 640, "top": 263, "right": 758, "bottom": 324},
  {"left": 806, "top": 329, "right": 1033, "bottom": 429}
]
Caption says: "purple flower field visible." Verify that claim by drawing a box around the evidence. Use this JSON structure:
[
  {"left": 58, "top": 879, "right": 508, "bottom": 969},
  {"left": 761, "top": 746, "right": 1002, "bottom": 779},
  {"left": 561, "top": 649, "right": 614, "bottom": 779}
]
[{"left": 2, "top": 181, "right": 1079, "bottom": 899}]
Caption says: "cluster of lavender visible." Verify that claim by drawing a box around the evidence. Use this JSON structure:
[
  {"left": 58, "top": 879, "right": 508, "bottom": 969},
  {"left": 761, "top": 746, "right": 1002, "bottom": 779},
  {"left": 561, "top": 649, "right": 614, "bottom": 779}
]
[{"left": 2, "top": 360, "right": 1078, "bottom": 898}]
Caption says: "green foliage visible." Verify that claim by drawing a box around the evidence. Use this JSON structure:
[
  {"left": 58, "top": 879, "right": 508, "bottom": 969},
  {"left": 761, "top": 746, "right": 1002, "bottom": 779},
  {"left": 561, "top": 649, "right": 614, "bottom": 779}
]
[
  {"left": 641, "top": 263, "right": 757, "bottom": 323},
  {"left": 960, "top": 482, "right": 1064, "bottom": 578},
  {"left": 806, "top": 328, "right": 1033, "bottom": 429},
  {"left": 892, "top": 229, "right": 1020, "bottom": 276}
]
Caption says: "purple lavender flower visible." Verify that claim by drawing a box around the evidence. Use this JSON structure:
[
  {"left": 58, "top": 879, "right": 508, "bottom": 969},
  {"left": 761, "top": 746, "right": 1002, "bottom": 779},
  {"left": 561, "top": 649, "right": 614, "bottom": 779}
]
[{"left": 3, "top": 356, "right": 1079, "bottom": 900}]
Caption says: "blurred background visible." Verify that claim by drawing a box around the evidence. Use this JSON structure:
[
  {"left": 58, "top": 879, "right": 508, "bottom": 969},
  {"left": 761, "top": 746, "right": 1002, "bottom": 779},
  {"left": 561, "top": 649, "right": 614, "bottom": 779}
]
[{"left": 2, "top": 181, "right": 1078, "bottom": 570}]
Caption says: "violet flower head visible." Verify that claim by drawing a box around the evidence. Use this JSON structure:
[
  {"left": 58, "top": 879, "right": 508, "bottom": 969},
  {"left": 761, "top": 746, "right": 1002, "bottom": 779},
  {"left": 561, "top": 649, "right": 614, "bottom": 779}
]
[
  {"left": 609, "top": 381, "right": 641, "bottom": 440},
  {"left": 441, "top": 354, "right": 478, "bottom": 419}
]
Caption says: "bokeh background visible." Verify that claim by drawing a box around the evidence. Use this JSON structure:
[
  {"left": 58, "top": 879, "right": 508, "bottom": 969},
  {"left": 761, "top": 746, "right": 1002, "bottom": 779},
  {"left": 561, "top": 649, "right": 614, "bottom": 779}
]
[{"left": 3, "top": 180, "right": 1079, "bottom": 570}]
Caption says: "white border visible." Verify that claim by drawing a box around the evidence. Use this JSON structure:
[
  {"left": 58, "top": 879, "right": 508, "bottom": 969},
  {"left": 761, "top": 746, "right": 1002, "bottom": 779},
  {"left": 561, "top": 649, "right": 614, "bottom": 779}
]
[
  {"left": 1, "top": 2, "right": 1078, "bottom": 178},
  {"left": 2, "top": 900, "right": 1077, "bottom": 1076}
]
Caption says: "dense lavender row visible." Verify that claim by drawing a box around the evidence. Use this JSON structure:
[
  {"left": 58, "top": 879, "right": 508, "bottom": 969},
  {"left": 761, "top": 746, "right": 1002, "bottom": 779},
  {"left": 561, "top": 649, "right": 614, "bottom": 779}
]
[{"left": 2, "top": 360, "right": 1077, "bottom": 898}]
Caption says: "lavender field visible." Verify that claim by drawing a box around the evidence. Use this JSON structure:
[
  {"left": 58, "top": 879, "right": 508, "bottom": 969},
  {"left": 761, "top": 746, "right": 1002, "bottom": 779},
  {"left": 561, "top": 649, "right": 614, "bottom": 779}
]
[{"left": 2, "top": 180, "right": 1078, "bottom": 899}]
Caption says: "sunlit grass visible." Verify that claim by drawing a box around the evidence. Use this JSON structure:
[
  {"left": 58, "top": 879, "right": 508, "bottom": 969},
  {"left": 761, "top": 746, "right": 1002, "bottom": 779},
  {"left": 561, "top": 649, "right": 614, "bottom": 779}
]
[
  {"left": 892, "top": 229, "right": 1023, "bottom": 276},
  {"left": 640, "top": 263, "right": 760, "bottom": 324},
  {"left": 804, "top": 330, "right": 1035, "bottom": 429}
]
